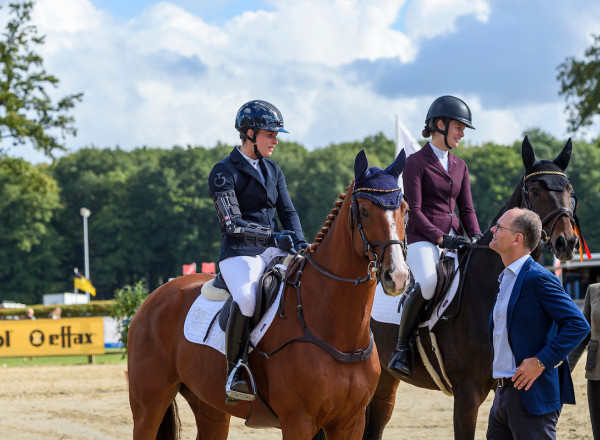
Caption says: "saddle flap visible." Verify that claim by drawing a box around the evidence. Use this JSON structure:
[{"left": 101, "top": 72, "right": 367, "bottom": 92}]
[
  {"left": 217, "top": 255, "right": 292, "bottom": 332},
  {"left": 422, "top": 251, "right": 459, "bottom": 322}
]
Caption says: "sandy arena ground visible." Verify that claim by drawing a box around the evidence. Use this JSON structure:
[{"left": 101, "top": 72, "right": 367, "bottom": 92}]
[{"left": 0, "top": 361, "right": 593, "bottom": 439}]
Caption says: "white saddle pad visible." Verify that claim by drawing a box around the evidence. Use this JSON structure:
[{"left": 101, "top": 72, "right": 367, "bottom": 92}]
[
  {"left": 183, "top": 284, "right": 284, "bottom": 355},
  {"left": 371, "top": 252, "right": 460, "bottom": 331}
]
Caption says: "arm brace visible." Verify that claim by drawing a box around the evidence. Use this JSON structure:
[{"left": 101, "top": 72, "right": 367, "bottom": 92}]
[{"left": 213, "top": 190, "right": 272, "bottom": 247}]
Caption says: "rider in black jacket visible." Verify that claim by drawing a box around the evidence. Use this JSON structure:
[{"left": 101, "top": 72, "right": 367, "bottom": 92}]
[{"left": 209, "top": 100, "right": 308, "bottom": 404}]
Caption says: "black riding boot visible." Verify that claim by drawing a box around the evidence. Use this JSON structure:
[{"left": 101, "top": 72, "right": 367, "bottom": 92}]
[
  {"left": 225, "top": 301, "right": 253, "bottom": 405},
  {"left": 387, "top": 283, "right": 427, "bottom": 377}
]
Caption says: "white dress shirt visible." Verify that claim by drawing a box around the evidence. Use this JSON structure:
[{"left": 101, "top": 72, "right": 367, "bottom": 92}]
[
  {"left": 237, "top": 146, "right": 265, "bottom": 184},
  {"left": 492, "top": 254, "right": 530, "bottom": 378},
  {"left": 430, "top": 143, "right": 449, "bottom": 172}
]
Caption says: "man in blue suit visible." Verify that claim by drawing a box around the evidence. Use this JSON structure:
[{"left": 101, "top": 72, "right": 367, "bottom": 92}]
[{"left": 487, "top": 208, "right": 589, "bottom": 439}]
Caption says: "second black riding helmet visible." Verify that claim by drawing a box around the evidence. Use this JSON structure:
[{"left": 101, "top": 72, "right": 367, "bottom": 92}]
[
  {"left": 425, "top": 95, "right": 475, "bottom": 130},
  {"left": 425, "top": 95, "right": 475, "bottom": 149}
]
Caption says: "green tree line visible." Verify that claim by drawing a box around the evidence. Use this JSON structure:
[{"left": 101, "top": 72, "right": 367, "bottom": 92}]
[{"left": 1, "top": 130, "right": 599, "bottom": 304}]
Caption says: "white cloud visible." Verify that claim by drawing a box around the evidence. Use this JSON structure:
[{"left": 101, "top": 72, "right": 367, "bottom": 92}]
[
  {"left": 4, "top": 0, "right": 597, "bottom": 165},
  {"left": 405, "top": 0, "right": 491, "bottom": 41}
]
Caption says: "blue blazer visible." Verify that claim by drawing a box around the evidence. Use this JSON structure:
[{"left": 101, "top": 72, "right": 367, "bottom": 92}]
[
  {"left": 489, "top": 257, "right": 590, "bottom": 415},
  {"left": 402, "top": 143, "right": 480, "bottom": 245},
  {"left": 208, "top": 147, "right": 306, "bottom": 262}
]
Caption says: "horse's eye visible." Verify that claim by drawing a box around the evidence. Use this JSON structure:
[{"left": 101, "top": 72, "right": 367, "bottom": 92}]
[
  {"left": 360, "top": 207, "right": 369, "bottom": 217},
  {"left": 529, "top": 188, "right": 539, "bottom": 197}
]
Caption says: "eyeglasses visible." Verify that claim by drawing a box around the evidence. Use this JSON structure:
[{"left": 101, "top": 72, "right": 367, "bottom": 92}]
[{"left": 494, "top": 222, "right": 520, "bottom": 234}]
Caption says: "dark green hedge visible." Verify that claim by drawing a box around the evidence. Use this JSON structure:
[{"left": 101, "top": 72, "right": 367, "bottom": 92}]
[{"left": 0, "top": 300, "right": 117, "bottom": 320}]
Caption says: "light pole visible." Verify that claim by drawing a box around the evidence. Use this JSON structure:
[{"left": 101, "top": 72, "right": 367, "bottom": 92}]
[{"left": 80, "top": 207, "right": 91, "bottom": 302}]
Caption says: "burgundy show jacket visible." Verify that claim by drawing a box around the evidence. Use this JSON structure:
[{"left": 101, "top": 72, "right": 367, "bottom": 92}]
[{"left": 403, "top": 142, "right": 481, "bottom": 245}]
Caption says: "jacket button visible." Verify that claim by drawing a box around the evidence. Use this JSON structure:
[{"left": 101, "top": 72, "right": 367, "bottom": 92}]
[
  {"left": 446, "top": 196, "right": 450, "bottom": 201},
  {"left": 449, "top": 213, "right": 453, "bottom": 217},
  {"left": 448, "top": 179, "right": 453, "bottom": 184}
]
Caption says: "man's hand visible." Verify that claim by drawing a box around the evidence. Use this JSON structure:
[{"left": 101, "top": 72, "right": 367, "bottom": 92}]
[{"left": 512, "top": 357, "right": 545, "bottom": 390}]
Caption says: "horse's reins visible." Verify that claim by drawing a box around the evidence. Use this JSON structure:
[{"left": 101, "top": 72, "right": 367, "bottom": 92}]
[{"left": 252, "top": 256, "right": 375, "bottom": 363}]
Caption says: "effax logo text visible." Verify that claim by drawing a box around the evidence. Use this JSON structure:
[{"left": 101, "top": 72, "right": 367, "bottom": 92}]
[{"left": 29, "top": 326, "right": 93, "bottom": 348}]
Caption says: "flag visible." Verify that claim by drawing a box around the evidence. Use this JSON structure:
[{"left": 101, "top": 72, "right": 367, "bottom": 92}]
[
  {"left": 182, "top": 263, "right": 197, "bottom": 275},
  {"left": 395, "top": 115, "right": 421, "bottom": 159},
  {"left": 74, "top": 276, "right": 96, "bottom": 296},
  {"left": 201, "top": 262, "right": 216, "bottom": 274},
  {"left": 395, "top": 115, "right": 421, "bottom": 190}
]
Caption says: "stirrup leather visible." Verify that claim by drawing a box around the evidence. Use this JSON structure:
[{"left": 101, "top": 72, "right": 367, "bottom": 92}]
[{"left": 225, "top": 360, "right": 256, "bottom": 401}]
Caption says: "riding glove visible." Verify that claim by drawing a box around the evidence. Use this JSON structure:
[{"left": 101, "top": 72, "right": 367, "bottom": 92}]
[
  {"left": 439, "top": 234, "right": 471, "bottom": 250},
  {"left": 295, "top": 241, "right": 310, "bottom": 251},
  {"left": 270, "top": 230, "right": 296, "bottom": 254}
]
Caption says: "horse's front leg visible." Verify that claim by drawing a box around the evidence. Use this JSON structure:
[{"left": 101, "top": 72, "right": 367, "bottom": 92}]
[
  {"left": 322, "top": 413, "right": 367, "bottom": 440},
  {"left": 279, "top": 414, "right": 320, "bottom": 440},
  {"left": 452, "top": 383, "right": 492, "bottom": 440},
  {"left": 363, "top": 367, "right": 401, "bottom": 440}
]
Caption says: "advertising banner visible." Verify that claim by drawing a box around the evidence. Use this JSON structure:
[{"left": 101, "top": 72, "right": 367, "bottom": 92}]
[{"left": 0, "top": 317, "right": 105, "bottom": 357}]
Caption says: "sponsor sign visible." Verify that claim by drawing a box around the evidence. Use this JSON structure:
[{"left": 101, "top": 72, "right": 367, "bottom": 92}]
[{"left": 0, "top": 317, "right": 104, "bottom": 357}]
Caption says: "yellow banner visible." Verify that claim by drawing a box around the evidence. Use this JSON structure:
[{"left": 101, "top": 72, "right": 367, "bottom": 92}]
[
  {"left": 74, "top": 276, "right": 96, "bottom": 296},
  {"left": 0, "top": 317, "right": 105, "bottom": 357}
]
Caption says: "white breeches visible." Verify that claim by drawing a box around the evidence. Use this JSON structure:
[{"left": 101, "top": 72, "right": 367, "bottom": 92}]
[
  {"left": 406, "top": 241, "right": 443, "bottom": 300},
  {"left": 219, "top": 247, "right": 288, "bottom": 317}
]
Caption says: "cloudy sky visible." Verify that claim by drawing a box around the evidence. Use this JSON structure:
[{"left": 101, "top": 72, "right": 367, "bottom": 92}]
[{"left": 5, "top": 0, "right": 600, "bottom": 163}]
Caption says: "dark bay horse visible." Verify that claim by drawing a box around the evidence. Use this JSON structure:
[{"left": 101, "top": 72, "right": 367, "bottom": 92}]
[
  {"left": 363, "top": 136, "right": 581, "bottom": 440},
  {"left": 127, "top": 149, "right": 410, "bottom": 439}
]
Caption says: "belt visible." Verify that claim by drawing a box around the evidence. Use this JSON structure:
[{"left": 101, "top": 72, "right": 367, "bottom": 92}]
[{"left": 497, "top": 377, "right": 514, "bottom": 388}]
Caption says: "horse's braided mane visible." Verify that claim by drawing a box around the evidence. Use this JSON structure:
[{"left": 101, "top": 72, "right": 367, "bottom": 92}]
[{"left": 305, "top": 185, "right": 350, "bottom": 254}]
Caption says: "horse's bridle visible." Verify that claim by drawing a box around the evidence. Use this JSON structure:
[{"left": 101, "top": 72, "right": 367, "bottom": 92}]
[
  {"left": 302, "top": 189, "right": 408, "bottom": 286},
  {"left": 349, "top": 190, "right": 408, "bottom": 282},
  {"left": 521, "top": 173, "right": 578, "bottom": 252}
]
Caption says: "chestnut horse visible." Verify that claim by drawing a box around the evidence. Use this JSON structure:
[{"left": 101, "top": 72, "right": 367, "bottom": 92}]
[
  {"left": 363, "top": 136, "right": 583, "bottom": 439},
  {"left": 127, "top": 149, "right": 410, "bottom": 439}
]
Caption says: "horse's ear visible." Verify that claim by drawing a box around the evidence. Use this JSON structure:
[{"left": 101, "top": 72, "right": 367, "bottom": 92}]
[
  {"left": 354, "top": 149, "right": 369, "bottom": 180},
  {"left": 553, "top": 138, "right": 572, "bottom": 171},
  {"left": 521, "top": 135, "right": 537, "bottom": 172},
  {"left": 386, "top": 149, "right": 406, "bottom": 178}
]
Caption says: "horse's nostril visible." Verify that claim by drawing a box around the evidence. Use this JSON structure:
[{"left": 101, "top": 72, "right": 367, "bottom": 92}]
[
  {"left": 554, "top": 236, "right": 567, "bottom": 251},
  {"left": 383, "top": 270, "right": 393, "bottom": 285}
]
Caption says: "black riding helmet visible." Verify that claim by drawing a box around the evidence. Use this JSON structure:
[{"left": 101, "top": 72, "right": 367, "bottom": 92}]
[
  {"left": 235, "top": 100, "right": 288, "bottom": 159},
  {"left": 425, "top": 95, "right": 475, "bottom": 149}
]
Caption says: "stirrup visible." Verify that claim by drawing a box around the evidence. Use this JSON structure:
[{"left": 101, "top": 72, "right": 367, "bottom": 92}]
[{"left": 225, "top": 360, "right": 256, "bottom": 401}]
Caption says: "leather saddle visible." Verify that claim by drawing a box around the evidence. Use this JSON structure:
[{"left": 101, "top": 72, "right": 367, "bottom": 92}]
[
  {"left": 422, "top": 248, "right": 469, "bottom": 322},
  {"left": 205, "top": 255, "right": 290, "bottom": 332}
]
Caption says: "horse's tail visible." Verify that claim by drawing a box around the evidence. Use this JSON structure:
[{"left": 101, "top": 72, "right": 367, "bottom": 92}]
[{"left": 156, "top": 400, "right": 180, "bottom": 440}]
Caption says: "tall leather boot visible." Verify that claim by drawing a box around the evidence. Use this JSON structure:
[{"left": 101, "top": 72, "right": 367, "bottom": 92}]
[
  {"left": 225, "top": 301, "right": 254, "bottom": 405},
  {"left": 387, "top": 283, "right": 427, "bottom": 377}
]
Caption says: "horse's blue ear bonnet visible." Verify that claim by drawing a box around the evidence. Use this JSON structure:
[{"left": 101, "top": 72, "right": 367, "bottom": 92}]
[
  {"left": 522, "top": 135, "right": 571, "bottom": 191},
  {"left": 353, "top": 149, "right": 406, "bottom": 209}
]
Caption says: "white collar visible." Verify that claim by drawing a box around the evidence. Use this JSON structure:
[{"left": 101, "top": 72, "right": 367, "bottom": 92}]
[
  {"left": 501, "top": 254, "right": 530, "bottom": 280},
  {"left": 430, "top": 142, "right": 449, "bottom": 159},
  {"left": 237, "top": 146, "right": 259, "bottom": 167}
]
